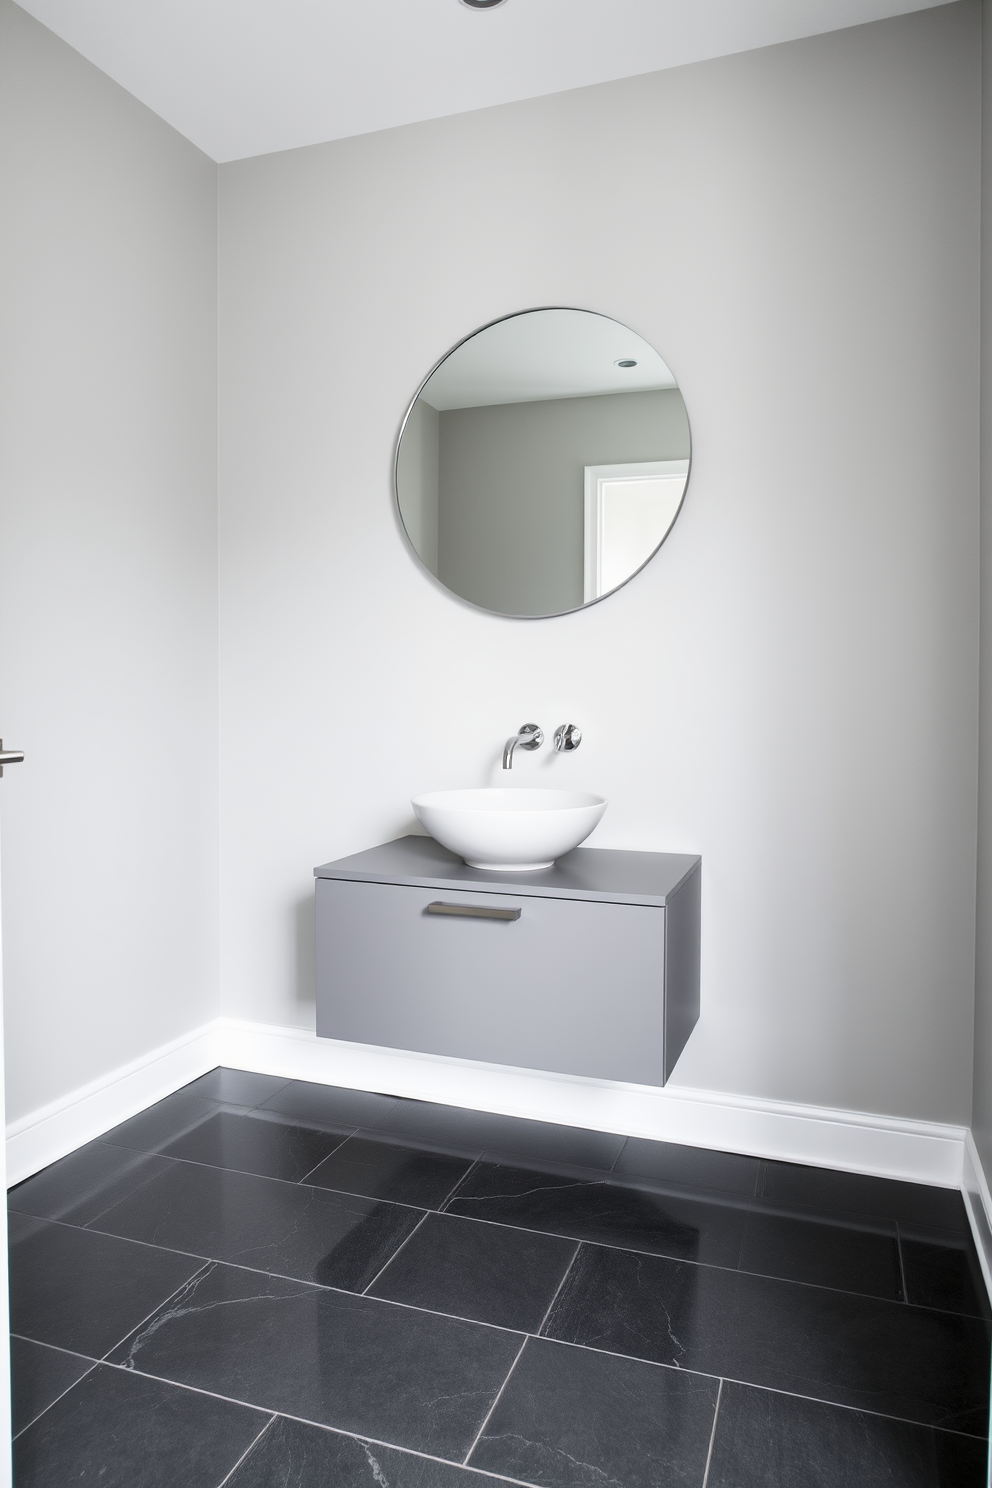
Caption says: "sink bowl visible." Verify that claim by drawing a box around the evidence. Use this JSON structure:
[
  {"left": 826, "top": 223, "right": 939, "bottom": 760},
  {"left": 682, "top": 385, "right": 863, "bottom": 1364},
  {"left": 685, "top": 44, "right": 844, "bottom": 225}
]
[{"left": 411, "top": 787, "right": 608, "bottom": 871}]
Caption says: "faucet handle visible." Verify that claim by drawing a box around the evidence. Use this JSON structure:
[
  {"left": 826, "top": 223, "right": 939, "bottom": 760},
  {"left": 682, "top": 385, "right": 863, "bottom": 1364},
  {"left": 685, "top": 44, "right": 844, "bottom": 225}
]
[{"left": 554, "top": 723, "right": 582, "bottom": 753}]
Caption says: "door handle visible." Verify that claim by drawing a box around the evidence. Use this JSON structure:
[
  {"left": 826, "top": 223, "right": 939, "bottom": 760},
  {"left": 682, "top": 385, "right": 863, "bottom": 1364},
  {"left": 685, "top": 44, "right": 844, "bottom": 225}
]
[
  {"left": 426, "top": 901, "right": 521, "bottom": 922},
  {"left": 0, "top": 740, "right": 24, "bottom": 778}
]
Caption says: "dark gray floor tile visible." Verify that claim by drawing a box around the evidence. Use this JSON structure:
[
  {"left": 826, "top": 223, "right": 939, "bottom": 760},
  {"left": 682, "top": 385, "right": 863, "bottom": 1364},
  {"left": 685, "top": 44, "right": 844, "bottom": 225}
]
[
  {"left": 226, "top": 1415, "right": 522, "bottom": 1488},
  {"left": 707, "top": 1381, "right": 988, "bottom": 1488},
  {"left": 368, "top": 1212, "right": 577, "bottom": 1330},
  {"left": 374, "top": 1100, "right": 625, "bottom": 1170},
  {"left": 8, "top": 1141, "right": 174, "bottom": 1225},
  {"left": 10, "top": 1337, "right": 95, "bottom": 1438},
  {"left": 901, "top": 1229, "right": 992, "bottom": 1319},
  {"left": 469, "top": 1335, "right": 718, "bottom": 1488},
  {"left": 109, "top": 1262, "right": 524, "bottom": 1461},
  {"left": 757, "top": 1161, "right": 969, "bottom": 1234},
  {"left": 542, "top": 1241, "right": 706, "bottom": 1369},
  {"left": 305, "top": 1135, "right": 473, "bottom": 1208},
  {"left": 159, "top": 1108, "right": 349, "bottom": 1181},
  {"left": 613, "top": 1137, "right": 760, "bottom": 1196},
  {"left": 91, "top": 1158, "right": 423, "bottom": 1290},
  {"left": 740, "top": 1206, "right": 902, "bottom": 1299},
  {"left": 99, "top": 1090, "right": 247, "bottom": 1154},
  {"left": 9, "top": 1213, "right": 203, "bottom": 1358},
  {"left": 12, "top": 1361, "right": 268, "bottom": 1488},
  {"left": 541, "top": 1242, "right": 992, "bottom": 1434},
  {"left": 181, "top": 1067, "right": 292, "bottom": 1105},
  {"left": 259, "top": 1080, "right": 399, "bottom": 1131},
  {"left": 445, "top": 1161, "right": 747, "bottom": 1267}
]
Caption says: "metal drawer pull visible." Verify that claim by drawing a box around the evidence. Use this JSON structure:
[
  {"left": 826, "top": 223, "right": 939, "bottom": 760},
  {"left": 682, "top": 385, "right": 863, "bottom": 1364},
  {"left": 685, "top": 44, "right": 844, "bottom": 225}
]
[{"left": 426, "top": 901, "right": 521, "bottom": 922}]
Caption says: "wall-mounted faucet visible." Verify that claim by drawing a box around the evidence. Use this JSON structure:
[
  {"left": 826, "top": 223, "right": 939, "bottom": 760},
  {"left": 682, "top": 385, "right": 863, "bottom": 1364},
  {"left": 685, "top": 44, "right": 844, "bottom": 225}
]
[
  {"left": 554, "top": 723, "right": 582, "bottom": 753},
  {"left": 503, "top": 723, "right": 543, "bottom": 770}
]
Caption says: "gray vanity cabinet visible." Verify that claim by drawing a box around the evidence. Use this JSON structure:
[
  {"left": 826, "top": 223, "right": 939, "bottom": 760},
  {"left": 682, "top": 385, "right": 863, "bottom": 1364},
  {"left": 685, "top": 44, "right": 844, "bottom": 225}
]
[{"left": 314, "top": 835, "right": 700, "bottom": 1087}]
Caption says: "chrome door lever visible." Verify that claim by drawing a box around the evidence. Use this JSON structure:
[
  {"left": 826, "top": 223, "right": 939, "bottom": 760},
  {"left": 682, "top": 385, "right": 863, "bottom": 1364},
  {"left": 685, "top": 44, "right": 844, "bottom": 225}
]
[{"left": 0, "top": 740, "right": 25, "bottom": 778}]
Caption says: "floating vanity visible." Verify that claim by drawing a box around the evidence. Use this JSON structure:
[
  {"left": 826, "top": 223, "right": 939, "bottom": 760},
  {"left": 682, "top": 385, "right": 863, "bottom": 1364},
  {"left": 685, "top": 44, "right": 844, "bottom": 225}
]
[{"left": 314, "top": 835, "right": 700, "bottom": 1086}]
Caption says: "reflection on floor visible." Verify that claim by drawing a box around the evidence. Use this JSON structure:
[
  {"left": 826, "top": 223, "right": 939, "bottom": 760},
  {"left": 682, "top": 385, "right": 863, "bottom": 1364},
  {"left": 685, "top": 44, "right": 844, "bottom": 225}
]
[{"left": 8, "top": 1068, "right": 991, "bottom": 1486}]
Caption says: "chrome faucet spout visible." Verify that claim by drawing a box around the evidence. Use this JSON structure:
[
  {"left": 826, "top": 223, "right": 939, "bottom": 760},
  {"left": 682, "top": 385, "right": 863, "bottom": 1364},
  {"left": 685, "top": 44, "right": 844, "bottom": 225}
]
[
  {"left": 502, "top": 734, "right": 525, "bottom": 770},
  {"left": 503, "top": 722, "right": 544, "bottom": 770}
]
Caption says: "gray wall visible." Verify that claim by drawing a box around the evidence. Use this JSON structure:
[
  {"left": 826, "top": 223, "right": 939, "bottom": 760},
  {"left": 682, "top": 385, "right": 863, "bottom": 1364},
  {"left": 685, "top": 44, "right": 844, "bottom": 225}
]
[
  {"left": 437, "top": 388, "right": 689, "bottom": 615},
  {"left": 219, "top": 4, "right": 980, "bottom": 1125},
  {"left": 0, "top": 2, "right": 220, "bottom": 1122},
  {"left": 973, "top": 0, "right": 992, "bottom": 1175}
]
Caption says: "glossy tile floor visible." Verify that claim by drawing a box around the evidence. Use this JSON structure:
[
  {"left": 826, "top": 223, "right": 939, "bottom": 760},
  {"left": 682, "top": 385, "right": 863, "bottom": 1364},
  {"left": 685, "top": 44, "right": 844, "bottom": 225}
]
[{"left": 7, "top": 1068, "right": 991, "bottom": 1487}]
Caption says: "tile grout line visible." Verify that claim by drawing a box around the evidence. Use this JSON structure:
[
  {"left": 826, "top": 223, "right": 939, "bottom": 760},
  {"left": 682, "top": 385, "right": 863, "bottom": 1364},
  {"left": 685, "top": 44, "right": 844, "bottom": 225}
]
[
  {"left": 41, "top": 1132, "right": 953, "bottom": 1241},
  {"left": 9, "top": 1334, "right": 97, "bottom": 1363},
  {"left": 80, "top": 1080, "right": 969, "bottom": 1226},
  {"left": 80, "top": 1160, "right": 191, "bottom": 1233},
  {"left": 734, "top": 1207, "right": 749, "bottom": 1272},
  {"left": 14, "top": 1324, "right": 756, "bottom": 1459},
  {"left": 700, "top": 1378, "right": 724, "bottom": 1488},
  {"left": 458, "top": 1333, "right": 992, "bottom": 1442},
  {"left": 895, "top": 1221, "right": 910, "bottom": 1303},
  {"left": 91, "top": 1359, "right": 547, "bottom": 1488},
  {"left": 12, "top": 1214, "right": 539, "bottom": 1337},
  {"left": 15, "top": 1220, "right": 987, "bottom": 1440},
  {"left": 438, "top": 1156, "right": 483, "bottom": 1212},
  {"left": 294, "top": 1130, "right": 360, "bottom": 1186},
  {"left": 8, "top": 1260, "right": 211, "bottom": 1445},
  {"left": 52, "top": 1292, "right": 985, "bottom": 1447},
  {"left": 608, "top": 1136, "right": 629, "bottom": 1173},
  {"left": 360, "top": 1210, "right": 433, "bottom": 1296},
  {"left": 417, "top": 1208, "right": 976, "bottom": 1312},
  {"left": 461, "top": 1335, "right": 530, "bottom": 1468},
  {"left": 98, "top": 1262, "right": 215, "bottom": 1364},
  {"left": 90, "top": 1140, "right": 364, "bottom": 1196},
  {"left": 533, "top": 1242, "right": 582, "bottom": 1337},
  {"left": 18, "top": 1198, "right": 988, "bottom": 1324},
  {"left": 214, "top": 1413, "right": 277, "bottom": 1488},
  {"left": 10, "top": 1355, "right": 99, "bottom": 1442},
  {"left": 13, "top": 1107, "right": 975, "bottom": 1392}
]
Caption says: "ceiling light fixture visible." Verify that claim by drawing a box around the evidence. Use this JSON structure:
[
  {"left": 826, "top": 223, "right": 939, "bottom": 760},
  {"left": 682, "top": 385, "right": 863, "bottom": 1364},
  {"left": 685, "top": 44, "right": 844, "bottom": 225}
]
[{"left": 615, "top": 359, "right": 638, "bottom": 368}]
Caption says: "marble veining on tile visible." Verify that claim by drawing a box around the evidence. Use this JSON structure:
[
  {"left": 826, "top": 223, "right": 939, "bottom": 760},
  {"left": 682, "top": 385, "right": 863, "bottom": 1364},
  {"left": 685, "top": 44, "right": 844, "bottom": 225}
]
[{"left": 9, "top": 1069, "right": 990, "bottom": 1488}]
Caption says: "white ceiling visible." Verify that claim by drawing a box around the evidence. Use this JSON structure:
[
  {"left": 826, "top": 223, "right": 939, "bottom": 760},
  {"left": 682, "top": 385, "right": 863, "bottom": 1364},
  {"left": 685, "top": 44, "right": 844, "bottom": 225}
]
[
  {"left": 15, "top": 0, "right": 952, "bottom": 164},
  {"left": 421, "top": 309, "right": 677, "bottom": 410}
]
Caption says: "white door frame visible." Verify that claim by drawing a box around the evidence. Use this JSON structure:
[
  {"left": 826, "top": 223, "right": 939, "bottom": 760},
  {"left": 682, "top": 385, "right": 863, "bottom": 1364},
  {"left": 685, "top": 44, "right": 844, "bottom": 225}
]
[
  {"left": 0, "top": 819, "right": 12, "bottom": 1486},
  {"left": 583, "top": 458, "right": 689, "bottom": 602}
]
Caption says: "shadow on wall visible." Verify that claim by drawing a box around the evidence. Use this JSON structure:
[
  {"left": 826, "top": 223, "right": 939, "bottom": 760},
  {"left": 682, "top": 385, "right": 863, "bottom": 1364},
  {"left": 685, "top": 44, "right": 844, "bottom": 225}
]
[{"left": 295, "top": 894, "right": 316, "bottom": 1015}]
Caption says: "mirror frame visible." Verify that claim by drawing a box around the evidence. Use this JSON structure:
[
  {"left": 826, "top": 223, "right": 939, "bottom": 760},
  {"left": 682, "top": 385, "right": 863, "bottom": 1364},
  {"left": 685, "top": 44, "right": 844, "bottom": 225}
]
[{"left": 394, "top": 306, "right": 692, "bottom": 619}]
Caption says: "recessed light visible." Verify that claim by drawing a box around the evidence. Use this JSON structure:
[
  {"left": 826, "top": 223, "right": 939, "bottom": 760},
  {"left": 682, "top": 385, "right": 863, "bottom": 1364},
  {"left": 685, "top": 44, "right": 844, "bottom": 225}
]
[
  {"left": 460, "top": 0, "right": 508, "bottom": 8},
  {"left": 615, "top": 359, "right": 638, "bottom": 368}
]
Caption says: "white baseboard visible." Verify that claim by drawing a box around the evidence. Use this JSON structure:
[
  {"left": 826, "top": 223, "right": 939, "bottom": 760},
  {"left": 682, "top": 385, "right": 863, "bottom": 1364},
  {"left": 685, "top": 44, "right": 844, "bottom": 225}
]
[
  {"left": 963, "top": 1132, "right": 992, "bottom": 1297},
  {"left": 5, "top": 1023, "right": 222, "bottom": 1187},
  {"left": 960, "top": 1136, "right": 992, "bottom": 1486},
  {"left": 6, "top": 1015, "right": 969, "bottom": 1192}
]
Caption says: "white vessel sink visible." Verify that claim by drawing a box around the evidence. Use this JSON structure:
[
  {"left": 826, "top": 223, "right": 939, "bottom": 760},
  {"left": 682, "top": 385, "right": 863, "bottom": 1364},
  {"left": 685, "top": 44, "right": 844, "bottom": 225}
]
[{"left": 411, "top": 787, "right": 608, "bottom": 871}]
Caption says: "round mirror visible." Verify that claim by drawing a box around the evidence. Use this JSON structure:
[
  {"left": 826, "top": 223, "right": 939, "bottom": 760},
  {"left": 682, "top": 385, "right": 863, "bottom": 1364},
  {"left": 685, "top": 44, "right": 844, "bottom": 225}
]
[{"left": 395, "top": 307, "right": 690, "bottom": 618}]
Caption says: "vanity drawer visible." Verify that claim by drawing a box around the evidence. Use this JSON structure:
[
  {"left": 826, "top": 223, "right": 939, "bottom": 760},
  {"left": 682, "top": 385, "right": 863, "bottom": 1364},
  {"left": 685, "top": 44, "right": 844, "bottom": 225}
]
[{"left": 316, "top": 876, "right": 668, "bottom": 1085}]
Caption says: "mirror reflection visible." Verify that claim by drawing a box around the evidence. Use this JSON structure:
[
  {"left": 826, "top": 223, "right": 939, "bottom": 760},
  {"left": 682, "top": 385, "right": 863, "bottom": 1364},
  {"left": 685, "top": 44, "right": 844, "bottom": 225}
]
[{"left": 396, "top": 308, "right": 690, "bottom": 618}]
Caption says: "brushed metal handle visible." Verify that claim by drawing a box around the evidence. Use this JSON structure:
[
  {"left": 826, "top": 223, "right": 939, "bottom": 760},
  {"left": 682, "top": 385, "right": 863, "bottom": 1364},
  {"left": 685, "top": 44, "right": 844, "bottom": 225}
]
[
  {"left": 426, "top": 901, "right": 522, "bottom": 922},
  {"left": 0, "top": 740, "right": 24, "bottom": 778}
]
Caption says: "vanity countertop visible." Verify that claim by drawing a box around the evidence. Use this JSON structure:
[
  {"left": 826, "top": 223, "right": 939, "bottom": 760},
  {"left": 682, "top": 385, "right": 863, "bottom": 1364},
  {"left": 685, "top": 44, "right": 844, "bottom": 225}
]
[{"left": 314, "top": 834, "right": 699, "bottom": 908}]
